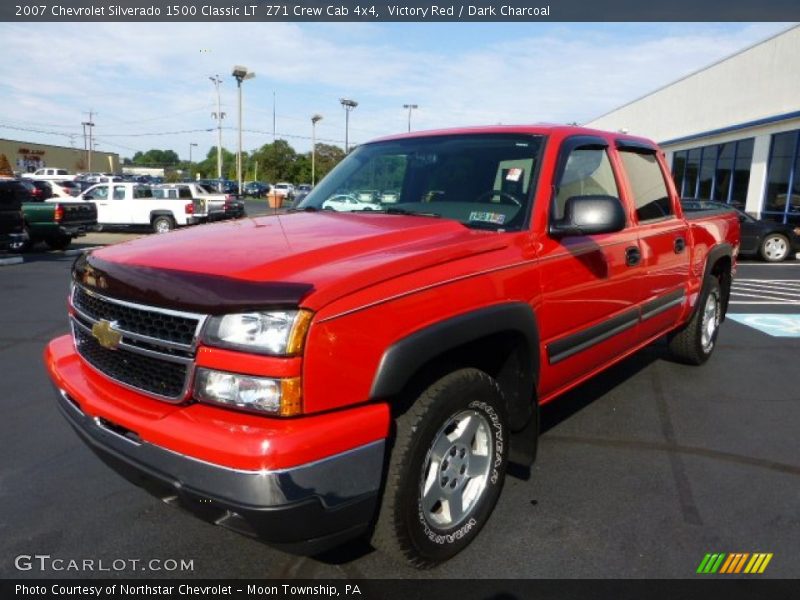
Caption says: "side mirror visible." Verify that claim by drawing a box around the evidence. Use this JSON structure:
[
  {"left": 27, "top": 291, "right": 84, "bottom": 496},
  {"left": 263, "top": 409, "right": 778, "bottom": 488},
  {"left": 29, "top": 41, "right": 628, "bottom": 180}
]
[
  {"left": 550, "top": 195, "right": 626, "bottom": 238},
  {"left": 83, "top": 193, "right": 93, "bottom": 200}
]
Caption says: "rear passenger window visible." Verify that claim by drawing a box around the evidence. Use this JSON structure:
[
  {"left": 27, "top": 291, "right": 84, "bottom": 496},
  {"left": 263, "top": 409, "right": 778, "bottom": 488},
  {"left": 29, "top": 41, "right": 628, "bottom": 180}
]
[
  {"left": 554, "top": 148, "right": 619, "bottom": 219},
  {"left": 621, "top": 151, "right": 673, "bottom": 222}
]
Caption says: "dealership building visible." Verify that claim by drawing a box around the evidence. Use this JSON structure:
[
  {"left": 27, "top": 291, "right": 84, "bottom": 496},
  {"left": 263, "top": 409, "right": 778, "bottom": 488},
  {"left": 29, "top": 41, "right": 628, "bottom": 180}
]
[
  {"left": 0, "top": 138, "right": 119, "bottom": 175},
  {"left": 587, "top": 24, "right": 800, "bottom": 225}
]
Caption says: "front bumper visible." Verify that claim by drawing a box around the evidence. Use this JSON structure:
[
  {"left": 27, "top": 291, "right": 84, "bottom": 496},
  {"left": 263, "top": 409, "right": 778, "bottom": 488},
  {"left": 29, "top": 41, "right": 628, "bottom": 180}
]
[{"left": 46, "top": 337, "right": 388, "bottom": 554}]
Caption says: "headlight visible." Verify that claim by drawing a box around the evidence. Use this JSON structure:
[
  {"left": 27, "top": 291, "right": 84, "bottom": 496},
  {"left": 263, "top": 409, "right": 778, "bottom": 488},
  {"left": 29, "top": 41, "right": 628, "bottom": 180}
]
[
  {"left": 194, "top": 368, "right": 302, "bottom": 416},
  {"left": 202, "top": 310, "right": 313, "bottom": 355}
]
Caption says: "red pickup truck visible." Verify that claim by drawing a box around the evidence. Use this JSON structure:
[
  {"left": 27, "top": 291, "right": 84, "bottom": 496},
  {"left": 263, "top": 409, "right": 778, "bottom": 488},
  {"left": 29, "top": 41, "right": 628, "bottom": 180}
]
[{"left": 45, "top": 125, "right": 739, "bottom": 567}]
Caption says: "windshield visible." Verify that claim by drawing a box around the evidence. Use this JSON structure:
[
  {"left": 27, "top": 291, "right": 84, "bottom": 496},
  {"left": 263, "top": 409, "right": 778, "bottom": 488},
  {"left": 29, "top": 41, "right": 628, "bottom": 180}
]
[{"left": 298, "top": 133, "right": 544, "bottom": 231}]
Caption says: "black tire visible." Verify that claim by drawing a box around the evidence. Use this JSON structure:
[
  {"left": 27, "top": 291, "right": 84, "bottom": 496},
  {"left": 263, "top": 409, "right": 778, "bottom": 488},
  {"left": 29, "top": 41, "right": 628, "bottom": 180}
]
[
  {"left": 20, "top": 227, "right": 34, "bottom": 252},
  {"left": 371, "top": 368, "right": 509, "bottom": 568},
  {"left": 668, "top": 276, "right": 722, "bottom": 365},
  {"left": 44, "top": 235, "right": 72, "bottom": 251},
  {"left": 759, "top": 233, "right": 790, "bottom": 262},
  {"left": 152, "top": 215, "right": 175, "bottom": 234}
]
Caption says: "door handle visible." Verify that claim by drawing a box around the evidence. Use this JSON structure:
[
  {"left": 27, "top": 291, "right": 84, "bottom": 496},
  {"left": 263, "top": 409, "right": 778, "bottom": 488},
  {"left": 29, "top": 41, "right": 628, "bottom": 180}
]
[
  {"left": 625, "top": 246, "right": 641, "bottom": 267},
  {"left": 674, "top": 237, "right": 686, "bottom": 253}
]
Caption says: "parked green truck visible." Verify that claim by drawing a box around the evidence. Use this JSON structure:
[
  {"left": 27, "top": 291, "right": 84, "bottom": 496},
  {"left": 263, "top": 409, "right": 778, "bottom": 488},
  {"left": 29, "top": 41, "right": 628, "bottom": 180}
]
[{"left": 22, "top": 198, "right": 98, "bottom": 251}]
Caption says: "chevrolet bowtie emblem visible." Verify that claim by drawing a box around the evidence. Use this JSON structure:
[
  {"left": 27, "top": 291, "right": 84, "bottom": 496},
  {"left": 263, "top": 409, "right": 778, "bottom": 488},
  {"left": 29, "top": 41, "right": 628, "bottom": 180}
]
[{"left": 92, "top": 320, "right": 122, "bottom": 350}]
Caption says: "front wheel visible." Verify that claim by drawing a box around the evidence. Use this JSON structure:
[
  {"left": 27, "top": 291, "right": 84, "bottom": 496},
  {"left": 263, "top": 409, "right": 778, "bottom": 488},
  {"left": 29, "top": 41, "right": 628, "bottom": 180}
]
[
  {"left": 371, "top": 368, "right": 509, "bottom": 568},
  {"left": 668, "top": 275, "right": 722, "bottom": 365},
  {"left": 760, "top": 233, "right": 790, "bottom": 262}
]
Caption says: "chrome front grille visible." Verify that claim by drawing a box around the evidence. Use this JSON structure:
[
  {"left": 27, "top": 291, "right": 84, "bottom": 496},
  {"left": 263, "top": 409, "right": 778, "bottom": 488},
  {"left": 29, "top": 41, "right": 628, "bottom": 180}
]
[{"left": 70, "top": 285, "right": 207, "bottom": 402}]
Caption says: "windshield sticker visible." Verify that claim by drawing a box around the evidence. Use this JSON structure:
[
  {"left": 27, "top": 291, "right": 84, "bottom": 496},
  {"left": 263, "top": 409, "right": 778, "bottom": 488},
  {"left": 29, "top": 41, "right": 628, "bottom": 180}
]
[
  {"left": 469, "top": 211, "right": 506, "bottom": 225},
  {"left": 505, "top": 167, "right": 523, "bottom": 182}
]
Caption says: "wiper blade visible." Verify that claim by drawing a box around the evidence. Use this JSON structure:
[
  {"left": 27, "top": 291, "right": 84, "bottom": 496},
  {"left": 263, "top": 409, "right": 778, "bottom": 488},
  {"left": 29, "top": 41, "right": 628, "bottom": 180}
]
[
  {"left": 382, "top": 207, "right": 441, "bottom": 218},
  {"left": 288, "top": 206, "right": 318, "bottom": 212}
]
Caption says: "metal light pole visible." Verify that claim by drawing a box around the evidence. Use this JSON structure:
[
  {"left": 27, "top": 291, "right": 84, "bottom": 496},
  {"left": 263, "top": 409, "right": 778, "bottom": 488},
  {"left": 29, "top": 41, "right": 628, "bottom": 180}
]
[
  {"left": 311, "top": 114, "right": 323, "bottom": 186},
  {"left": 232, "top": 65, "right": 255, "bottom": 196},
  {"left": 339, "top": 98, "right": 358, "bottom": 153},
  {"left": 209, "top": 75, "right": 225, "bottom": 182},
  {"left": 189, "top": 142, "right": 198, "bottom": 178},
  {"left": 403, "top": 104, "right": 418, "bottom": 132}
]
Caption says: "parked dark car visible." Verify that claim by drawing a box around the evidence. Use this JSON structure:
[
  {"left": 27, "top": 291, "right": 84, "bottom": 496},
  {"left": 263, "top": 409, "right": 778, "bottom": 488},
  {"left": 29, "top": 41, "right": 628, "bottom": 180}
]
[
  {"left": 199, "top": 179, "right": 239, "bottom": 196},
  {"left": 243, "top": 181, "right": 271, "bottom": 197},
  {"left": 682, "top": 199, "right": 800, "bottom": 262},
  {"left": 293, "top": 183, "right": 313, "bottom": 204},
  {"left": 0, "top": 179, "right": 30, "bottom": 252},
  {"left": 20, "top": 179, "right": 52, "bottom": 201}
]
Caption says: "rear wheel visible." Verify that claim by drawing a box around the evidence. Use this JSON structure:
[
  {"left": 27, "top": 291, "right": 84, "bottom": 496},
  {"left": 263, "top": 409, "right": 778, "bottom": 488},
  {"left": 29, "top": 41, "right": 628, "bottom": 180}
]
[
  {"left": 152, "top": 215, "right": 175, "bottom": 234},
  {"left": 44, "top": 235, "right": 72, "bottom": 251},
  {"left": 760, "top": 233, "right": 790, "bottom": 262},
  {"left": 371, "top": 368, "right": 509, "bottom": 568},
  {"left": 20, "top": 227, "right": 34, "bottom": 252},
  {"left": 668, "top": 275, "right": 721, "bottom": 365}
]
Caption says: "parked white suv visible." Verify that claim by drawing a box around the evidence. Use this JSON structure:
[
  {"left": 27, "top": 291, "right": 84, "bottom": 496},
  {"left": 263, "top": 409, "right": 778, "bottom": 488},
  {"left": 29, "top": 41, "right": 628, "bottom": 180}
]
[
  {"left": 22, "top": 168, "right": 76, "bottom": 182},
  {"left": 272, "top": 182, "right": 295, "bottom": 198}
]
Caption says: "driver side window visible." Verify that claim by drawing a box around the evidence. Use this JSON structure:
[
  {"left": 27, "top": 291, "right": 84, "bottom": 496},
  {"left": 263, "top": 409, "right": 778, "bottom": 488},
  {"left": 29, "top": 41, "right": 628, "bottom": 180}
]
[{"left": 554, "top": 148, "right": 619, "bottom": 219}]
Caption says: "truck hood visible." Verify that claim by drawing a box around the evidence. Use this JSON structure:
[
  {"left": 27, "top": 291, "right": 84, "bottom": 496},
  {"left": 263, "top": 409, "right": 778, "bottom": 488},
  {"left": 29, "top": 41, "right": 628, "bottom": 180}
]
[{"left": 75, "top": 212, "right": 508, "bottom": 314}]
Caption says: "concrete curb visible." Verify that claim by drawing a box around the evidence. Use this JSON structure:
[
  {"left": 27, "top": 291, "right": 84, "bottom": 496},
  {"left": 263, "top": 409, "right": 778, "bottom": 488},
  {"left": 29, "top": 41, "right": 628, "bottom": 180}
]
[{"left": 0, "top": 255, "right": 24, "bottom": 266}]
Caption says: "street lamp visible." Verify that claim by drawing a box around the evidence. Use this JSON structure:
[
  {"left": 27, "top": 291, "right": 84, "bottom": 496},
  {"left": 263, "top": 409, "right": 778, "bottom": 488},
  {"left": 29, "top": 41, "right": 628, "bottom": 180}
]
[
  {"left": 403, "top": 104, "right": 418, "bottom": 132},
  {"left": 188, "top": 142, "right": 198, "bottom": 179},
  {"left": 232, "top": 65, "right": 255, "bottom": 196},
  {"left": 311, "top": 114, "right": 323, "bottom": 186},
  {"left": 339, "top": 98, "right": 358, "bottom": 153}
]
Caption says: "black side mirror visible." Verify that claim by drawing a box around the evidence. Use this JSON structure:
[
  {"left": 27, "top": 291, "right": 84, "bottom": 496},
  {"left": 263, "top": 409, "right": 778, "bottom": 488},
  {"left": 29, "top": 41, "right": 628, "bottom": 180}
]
[{"left": 550, "top": 195, "right": 626, "bottom": 238}]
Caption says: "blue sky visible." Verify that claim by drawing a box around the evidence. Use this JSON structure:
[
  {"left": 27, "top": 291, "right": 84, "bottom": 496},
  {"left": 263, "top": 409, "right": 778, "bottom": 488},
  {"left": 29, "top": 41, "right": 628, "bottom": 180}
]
[{"left": 0, "top": 22, "right": 793, "bottom": 162}]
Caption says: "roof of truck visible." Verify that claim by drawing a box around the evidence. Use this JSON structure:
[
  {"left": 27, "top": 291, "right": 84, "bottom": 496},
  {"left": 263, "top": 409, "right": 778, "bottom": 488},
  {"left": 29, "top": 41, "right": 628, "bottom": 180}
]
[{"left": 371, "top": 124, "right": 657, "bottom": 148}]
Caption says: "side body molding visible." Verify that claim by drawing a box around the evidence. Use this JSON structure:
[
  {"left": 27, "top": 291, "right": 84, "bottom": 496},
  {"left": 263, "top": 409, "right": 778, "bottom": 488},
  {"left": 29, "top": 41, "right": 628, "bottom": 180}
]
[{"left": 369, "top": 302, "right": 540, "bottom": 430}]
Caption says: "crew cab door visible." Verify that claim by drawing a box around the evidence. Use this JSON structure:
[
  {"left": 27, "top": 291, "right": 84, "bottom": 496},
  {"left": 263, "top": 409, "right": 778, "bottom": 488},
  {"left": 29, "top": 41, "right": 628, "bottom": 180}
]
[
  {"left": 616, "top": 141, "right": 691, "bottom": 341},
  {"left": 85, "top": 185, "right": 118, "bottom": 224},
  {"left": 536, "top": 136, "right": 643, "bottom": 399}
]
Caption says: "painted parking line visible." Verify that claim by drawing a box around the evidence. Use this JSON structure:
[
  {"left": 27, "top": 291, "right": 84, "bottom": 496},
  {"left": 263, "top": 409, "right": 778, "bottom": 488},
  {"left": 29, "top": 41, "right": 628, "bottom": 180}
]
[
  {"left": 730, "top": 279, "right": 800, "bottom": 305},
  {"left": 728, "top": 313, "right": 800, "bottom": 337}
]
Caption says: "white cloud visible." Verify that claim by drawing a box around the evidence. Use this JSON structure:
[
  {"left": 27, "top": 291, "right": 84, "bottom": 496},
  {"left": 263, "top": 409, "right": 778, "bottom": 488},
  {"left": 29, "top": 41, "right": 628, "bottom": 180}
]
[{"left": 0, "top": 22, "right": 791, "bottom": 159}]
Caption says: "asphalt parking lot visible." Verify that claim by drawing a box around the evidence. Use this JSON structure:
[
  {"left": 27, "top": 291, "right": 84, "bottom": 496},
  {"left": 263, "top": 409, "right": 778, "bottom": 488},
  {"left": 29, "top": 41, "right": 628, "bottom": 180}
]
[{"left": 0, "top": 238, "right": 798, "bottom": 579}]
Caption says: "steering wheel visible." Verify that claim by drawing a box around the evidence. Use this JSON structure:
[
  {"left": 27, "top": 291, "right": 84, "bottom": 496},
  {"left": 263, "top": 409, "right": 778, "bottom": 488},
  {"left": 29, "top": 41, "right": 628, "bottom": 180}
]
[{"left": 475, "top": 189, "right": 521, "bottom": 207}]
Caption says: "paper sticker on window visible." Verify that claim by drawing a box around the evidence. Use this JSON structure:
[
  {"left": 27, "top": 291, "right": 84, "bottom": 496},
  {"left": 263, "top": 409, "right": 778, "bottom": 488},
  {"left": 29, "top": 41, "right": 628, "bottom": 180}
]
[
  {"left": 469, "top": 211, "right": 506, "bottom": 225},
  {"left": 505, "top": 168, "right": 523, "bottom": 182}
]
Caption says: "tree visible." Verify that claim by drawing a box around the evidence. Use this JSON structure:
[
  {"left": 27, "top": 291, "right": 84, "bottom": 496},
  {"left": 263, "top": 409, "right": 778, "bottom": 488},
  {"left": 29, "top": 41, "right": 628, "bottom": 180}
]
[
  {"left": 196, "top": 146, "right": 236, "bottom": 179},
  {"left": 312, "top": 143, "right": 346, "bottom": 181},
  {"left": 131, "top": 149, "right": 180, "bottom": 167},
  {"left": 250, "top": 140, "right": 297, "bottom": 183}
]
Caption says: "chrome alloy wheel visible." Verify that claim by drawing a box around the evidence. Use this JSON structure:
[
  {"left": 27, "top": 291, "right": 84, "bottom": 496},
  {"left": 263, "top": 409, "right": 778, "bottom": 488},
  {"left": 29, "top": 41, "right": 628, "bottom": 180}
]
[
  {"left": 700, "top": 291, "right": 720, "bottom": 353},
  {"left": 419, "top": 409, "right": 493, "bottom": 529},
  {"left": 155, "top": 220, "right": 171, "bottom": 234},
  {"left": 763, "top": 235, "right": 789, "bottom": 261}
]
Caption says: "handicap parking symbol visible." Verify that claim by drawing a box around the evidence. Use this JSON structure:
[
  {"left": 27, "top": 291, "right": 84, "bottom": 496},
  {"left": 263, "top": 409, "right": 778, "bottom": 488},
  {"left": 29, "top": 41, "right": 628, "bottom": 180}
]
[{"left": 727, "top": 314, "right": 800, "bottom": 337}]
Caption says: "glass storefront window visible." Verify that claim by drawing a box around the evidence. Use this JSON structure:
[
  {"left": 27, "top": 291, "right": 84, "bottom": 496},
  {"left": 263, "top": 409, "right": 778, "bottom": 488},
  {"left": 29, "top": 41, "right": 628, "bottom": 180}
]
[
  {"left": 731, "top": 138, "right": 753, "bottom": 210},
  {"left": 698, "top": 145, "right": 717, "bottom": 199},
  {"left": 713, "top": 143, "right": 734, "bottom": 203},
  {"left": 763, "top": 131, "right": 798, "bottom": 219},
  {"left": 669, "top": 137, "right": 753, "bottom": 206},
  {"left": 672, "top": 151, "right": 686, "bottom": 196},
  {"left": 684, "top": 148, "right": 701, "bottom": 197}
]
